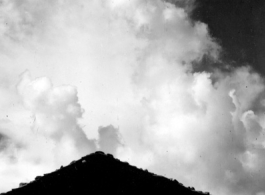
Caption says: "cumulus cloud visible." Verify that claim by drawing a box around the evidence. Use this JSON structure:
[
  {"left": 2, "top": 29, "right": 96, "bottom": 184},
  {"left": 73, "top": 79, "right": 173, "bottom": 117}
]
[
  {"left": 97, "top": 125, "right": 122, "bottom": 155},
  {"left": 0, "top": 71, "right": 96, "bottom": 192},
  {"left": 0, "top": 0, "right": 265, "bottom": 195},
  {"left": 17, "top": 71, "right": 97, "bottom": 155}
]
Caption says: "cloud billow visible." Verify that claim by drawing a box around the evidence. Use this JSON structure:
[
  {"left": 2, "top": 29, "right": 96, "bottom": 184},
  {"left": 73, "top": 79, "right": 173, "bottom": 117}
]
[{"left": 0, "top": 1, "right": 265, "bottom": 195}]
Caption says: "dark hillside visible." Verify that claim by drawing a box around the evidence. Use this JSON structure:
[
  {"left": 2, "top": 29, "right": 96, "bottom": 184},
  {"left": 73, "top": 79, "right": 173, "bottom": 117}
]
[{"left": 1, "top": 151, "right": 210, "bottom": 195}]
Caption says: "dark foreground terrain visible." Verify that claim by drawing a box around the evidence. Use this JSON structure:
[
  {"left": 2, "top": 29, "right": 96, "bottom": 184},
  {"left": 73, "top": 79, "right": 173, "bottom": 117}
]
[{"left": 2, "top": 151, "right": 210, "bottom": 195}]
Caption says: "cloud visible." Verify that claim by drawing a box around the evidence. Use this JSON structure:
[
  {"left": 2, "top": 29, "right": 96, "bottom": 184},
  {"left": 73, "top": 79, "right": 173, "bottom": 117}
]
[
  {"left": 0, "top": 1, "right": 265, "bottom": 195},
  {"left": 0, "top": 71, "right": 97, "bottom": 192},
  {"left": 17, "top": 70, "right": 97, "bottom": 158},
  {"left": 97, "top": 125, "right": 122, "bottom": 155}
]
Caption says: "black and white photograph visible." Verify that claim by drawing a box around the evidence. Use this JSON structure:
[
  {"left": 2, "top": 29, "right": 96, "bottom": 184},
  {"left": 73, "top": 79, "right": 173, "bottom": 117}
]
[{"left": 0, "top": 0, "right": 264, "bottom": 194}]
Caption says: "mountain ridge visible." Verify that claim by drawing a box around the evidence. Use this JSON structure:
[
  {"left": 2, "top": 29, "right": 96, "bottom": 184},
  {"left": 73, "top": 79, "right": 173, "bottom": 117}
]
[{"left": 1, "top": 151, "right": 211, "bottom": 195}]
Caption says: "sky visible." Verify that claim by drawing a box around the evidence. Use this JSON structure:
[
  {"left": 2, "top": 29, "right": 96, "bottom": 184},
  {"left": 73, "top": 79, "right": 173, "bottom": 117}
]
[
  {"left": 191, "top": 0, "right": 265, "bottom": 74},
  {"left": 0, "top": 0, "right": 265, "bottom": 195}
]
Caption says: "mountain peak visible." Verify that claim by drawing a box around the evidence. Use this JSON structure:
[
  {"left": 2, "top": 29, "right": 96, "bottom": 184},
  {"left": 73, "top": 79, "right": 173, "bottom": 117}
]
[{"left": 2, "top": 151, "right": 210, "bottom": 195}]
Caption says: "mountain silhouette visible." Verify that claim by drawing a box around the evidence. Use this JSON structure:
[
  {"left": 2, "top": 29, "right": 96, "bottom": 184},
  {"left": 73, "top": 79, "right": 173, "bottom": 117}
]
[{"left": 1, "top": 151, "right": 210, "bottom": 195}]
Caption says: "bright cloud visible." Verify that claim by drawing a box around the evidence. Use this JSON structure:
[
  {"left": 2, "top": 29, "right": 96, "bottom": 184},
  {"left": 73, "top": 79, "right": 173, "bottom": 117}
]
[{"left": 0, "top": 1, "right": 265, "bottom": 195}]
